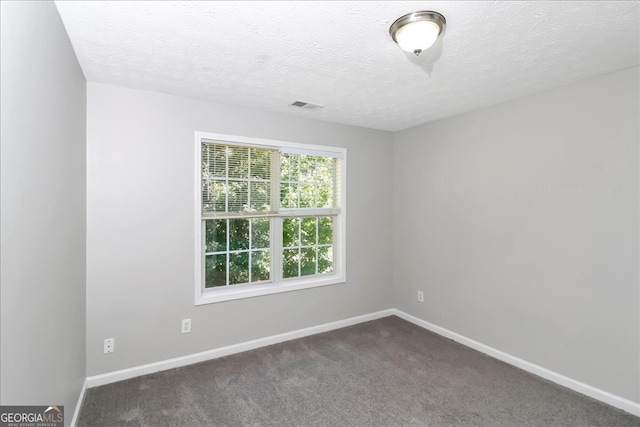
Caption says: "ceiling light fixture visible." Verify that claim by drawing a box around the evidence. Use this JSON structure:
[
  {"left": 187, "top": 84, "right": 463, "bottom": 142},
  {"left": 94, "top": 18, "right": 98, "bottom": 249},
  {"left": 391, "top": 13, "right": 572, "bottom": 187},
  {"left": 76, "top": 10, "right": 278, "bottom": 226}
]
[{"left": 389, "top": 11, "right": 446, "bottom": 56}]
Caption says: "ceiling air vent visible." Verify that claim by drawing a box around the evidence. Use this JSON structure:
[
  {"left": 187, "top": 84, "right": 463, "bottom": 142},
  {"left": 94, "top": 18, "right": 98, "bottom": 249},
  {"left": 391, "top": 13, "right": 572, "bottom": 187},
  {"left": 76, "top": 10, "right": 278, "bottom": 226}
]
[{"left": 290, "top": 100, "right": 324, "bottom": 111}]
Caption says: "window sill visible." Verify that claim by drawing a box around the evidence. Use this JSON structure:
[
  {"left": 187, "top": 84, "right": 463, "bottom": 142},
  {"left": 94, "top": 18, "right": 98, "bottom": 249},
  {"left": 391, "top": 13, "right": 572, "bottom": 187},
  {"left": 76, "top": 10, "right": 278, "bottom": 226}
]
[{"left": 195, "top": 275, "right": 346, "bottom": 305}]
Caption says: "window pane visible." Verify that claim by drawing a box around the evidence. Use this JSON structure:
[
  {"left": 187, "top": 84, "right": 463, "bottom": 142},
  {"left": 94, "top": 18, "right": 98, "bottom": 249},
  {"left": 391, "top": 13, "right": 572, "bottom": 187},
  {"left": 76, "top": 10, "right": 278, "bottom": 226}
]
[
  {"left": 280, "top": 183, "right": 297, "bottom": 208},
  {"left": 229, "top": 252, "right": 249, "bottom": 285},
  {"left": 250, "top": 181, "right": 270, "bottom": 212},
  {"left": 279, "top": 153, "right": 336, "bottom": 209},
  {"left": 252, "top": 218, "right": 270, "bottom": 249},
  {"left": 281, "top": 153, "right": 295, "bottom": 182},
  {"left": 205, "top": 219, "right": 227, "bottom": 253},
  {"left": 318, "top": 217, "right": 333, "bottom": 245},
  {"left": 205, "top": 220, "right": 271, "bottom": 286},
  {"left": 202, "top": 144, "right": 227, "bottom": 179},
  {"left": 317, "top": 183, "right": 333, "bottom": 208},
  {"left": 205, "top": 254, "right": 226, "bottom": 288},
  {"left": 299, "top": 155, "right": 315, "bottom": 178},
  {"left": 202, "top": 143, "right": 273, "bottom": 214},
  {"left": 283, "top": 249, "right": 299, "bottom": 279},
  {"left": 229, "top": 219, "right": 249, "bottom": 251},
  {"left": 202, "top": 180, "right": 226, "bottom": 213},
  {"left": 251, "top": 250, "right": 270, "bottom": 282},
  {"left": 300, "top": 218, "right": 316, "bottom": 246},
  {"left": 318, "top": 246, "right": 333, "bottom": 274},
  {"left": 228, "top": 146, "right": 248, "bottom": 179},
  {"left": 301, "top": 248, "right": 316, "bottom": 276},
  {"left": 299, "top": 183, "right": 315, "bottom": 208},
  {"left": 227, "top": 180, "right": 248, "bottom": 212},
  {"left": 282, "top": 216, "right": 334, "bottom": 280},
  {"left": 283, "top": 218, "right": 299, "bottom": 247},
  {"left": 315, "top": 157, "right": 333, "bottom": 183},
  {"left": 250, "top": 148, "right": 271, "bottom": 180}
]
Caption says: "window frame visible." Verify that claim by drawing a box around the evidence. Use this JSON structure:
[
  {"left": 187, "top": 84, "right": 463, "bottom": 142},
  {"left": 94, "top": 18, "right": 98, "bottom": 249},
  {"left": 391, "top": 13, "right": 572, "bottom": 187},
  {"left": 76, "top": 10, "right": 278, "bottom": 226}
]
[{"left": 194, "top": 131, "right": 346, "bottom": 305}]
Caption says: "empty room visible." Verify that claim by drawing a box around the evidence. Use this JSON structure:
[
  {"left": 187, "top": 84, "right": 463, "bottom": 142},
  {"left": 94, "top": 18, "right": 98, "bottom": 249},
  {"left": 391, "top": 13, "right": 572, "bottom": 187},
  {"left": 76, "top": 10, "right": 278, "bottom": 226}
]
[{"left": 1, "top": 1, "right": 639, "bottom": 426}]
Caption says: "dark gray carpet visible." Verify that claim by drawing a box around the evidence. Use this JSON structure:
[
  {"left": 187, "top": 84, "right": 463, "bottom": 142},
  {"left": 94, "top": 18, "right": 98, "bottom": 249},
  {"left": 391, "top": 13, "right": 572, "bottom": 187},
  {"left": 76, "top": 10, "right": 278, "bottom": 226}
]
[{"left": 78, "top": 316, "right": 639, "bottom": 426}]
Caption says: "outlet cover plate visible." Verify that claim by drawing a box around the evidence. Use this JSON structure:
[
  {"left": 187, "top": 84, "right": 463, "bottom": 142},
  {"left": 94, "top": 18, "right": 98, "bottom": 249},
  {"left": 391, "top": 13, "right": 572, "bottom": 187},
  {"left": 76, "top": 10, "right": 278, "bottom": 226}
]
[
  {"left": 104, "top": 338, "right": 114, "bottom": 353},
  {"left": 182, "top": 318, "right": 191, "bottom": 334}
]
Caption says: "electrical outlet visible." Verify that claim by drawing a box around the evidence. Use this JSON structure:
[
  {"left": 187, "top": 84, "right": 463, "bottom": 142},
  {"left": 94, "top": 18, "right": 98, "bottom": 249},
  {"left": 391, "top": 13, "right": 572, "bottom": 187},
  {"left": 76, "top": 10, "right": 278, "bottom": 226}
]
[
  {"left": 181, "top": 318, "right": 191, "bottom": 334},
  {"left": 417, "top": 291, "right": 424, "bottom": 302},
  {"left": 104, "top": 338, "right": 114, "bottom": 354}
]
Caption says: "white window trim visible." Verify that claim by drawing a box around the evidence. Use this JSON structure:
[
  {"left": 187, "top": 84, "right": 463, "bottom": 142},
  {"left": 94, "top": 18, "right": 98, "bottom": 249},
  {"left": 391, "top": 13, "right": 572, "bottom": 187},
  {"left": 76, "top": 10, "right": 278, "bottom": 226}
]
[{"left": 194, "top": 131, "right": 347, "bottom": 305}]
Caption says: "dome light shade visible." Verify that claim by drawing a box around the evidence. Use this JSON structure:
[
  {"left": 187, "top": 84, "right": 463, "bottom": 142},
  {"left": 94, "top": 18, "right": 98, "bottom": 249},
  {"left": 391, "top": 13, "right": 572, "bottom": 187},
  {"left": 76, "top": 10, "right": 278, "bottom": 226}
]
[{"left": 389, "top": 11, "right": 446, "bottom": 56}]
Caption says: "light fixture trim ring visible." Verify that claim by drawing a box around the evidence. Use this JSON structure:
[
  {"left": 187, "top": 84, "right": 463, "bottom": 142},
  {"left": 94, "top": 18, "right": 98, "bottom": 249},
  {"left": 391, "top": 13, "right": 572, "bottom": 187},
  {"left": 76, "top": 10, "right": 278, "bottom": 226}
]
[{"left": 389, "top": 11, "right": 446, "bottom": 42}]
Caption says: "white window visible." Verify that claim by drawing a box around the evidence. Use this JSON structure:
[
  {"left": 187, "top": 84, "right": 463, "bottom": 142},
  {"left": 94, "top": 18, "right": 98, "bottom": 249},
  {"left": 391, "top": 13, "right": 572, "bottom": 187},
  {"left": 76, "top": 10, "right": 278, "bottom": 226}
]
[{"left": 195, "top": 132, "right": 346, "bottom": 304}]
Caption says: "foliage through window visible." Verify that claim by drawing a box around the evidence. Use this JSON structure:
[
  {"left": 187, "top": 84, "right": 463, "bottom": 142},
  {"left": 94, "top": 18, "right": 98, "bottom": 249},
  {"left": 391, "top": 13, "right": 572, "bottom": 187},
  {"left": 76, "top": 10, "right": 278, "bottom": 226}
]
[
  {"left": 283, "top": 217, "right": 333, "bottom": 279},
  {"left": 196, "top": 134, "right": 345, "bottom": 303}
]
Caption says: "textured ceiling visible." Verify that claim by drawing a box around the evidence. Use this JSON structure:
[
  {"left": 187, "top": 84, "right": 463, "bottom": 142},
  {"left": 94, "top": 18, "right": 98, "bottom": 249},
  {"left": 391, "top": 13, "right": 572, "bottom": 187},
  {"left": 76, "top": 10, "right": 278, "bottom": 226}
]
[{"left": 54, "top": 1, "right": 639, "bottom": 132}]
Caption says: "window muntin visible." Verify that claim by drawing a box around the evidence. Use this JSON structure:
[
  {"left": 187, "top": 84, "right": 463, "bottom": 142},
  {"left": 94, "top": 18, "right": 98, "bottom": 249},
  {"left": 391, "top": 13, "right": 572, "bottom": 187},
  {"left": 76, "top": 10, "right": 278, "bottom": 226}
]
[
  {"left": 204, "top": 218, "right": 271, "bottom": 287},
  {"left": 280, "top": 153, "right": 335, "bottom": 209},
  {"left": 282, "top": 216, "right": 334, "bottom": 279},
  {"left": 201, "top": 143, "right": 273, "bottom": 215},
  {"left": 196, "top": 133, "right": 345, "bottom": 304}
]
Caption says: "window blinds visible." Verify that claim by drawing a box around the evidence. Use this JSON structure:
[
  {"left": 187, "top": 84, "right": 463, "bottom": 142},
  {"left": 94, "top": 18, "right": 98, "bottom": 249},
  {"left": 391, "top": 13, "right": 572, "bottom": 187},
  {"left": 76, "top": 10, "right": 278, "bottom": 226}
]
[{"left": 201, "top": 142, "right": 274, "bottom": 217}]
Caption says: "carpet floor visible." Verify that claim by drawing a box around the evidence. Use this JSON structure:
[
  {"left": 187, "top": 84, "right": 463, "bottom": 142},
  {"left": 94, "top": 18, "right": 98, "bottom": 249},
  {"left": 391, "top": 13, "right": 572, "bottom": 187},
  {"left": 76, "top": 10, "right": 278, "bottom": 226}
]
[{"left": 77, "top": 316, "right": 640, "bottom": 426}]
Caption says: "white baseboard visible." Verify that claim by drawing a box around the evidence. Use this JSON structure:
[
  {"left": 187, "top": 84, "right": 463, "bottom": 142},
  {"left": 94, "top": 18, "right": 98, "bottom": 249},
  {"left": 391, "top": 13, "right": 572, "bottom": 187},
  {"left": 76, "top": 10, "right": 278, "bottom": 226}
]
[
  {"left": 391, "top": 309, "right": 640, "bottom": 417},
  {"left": 70, "top": 378, "right": 88, "bottom": 427},
  {"left": 86, "top": 309, "right": 395, "bottom": 388}
]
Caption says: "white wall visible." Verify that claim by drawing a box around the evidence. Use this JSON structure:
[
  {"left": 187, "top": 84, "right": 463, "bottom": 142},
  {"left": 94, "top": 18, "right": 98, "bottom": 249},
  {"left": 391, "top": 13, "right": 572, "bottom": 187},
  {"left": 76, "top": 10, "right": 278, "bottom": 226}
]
[
  {"left": 393, "top": 67, "right": 639, "bottom": 403},
  {"left": 85, "top": 82, "right": 393, "bottom": 376},
  {"left": 0, "top": 1, "right": 87, "bottom": 424}
]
